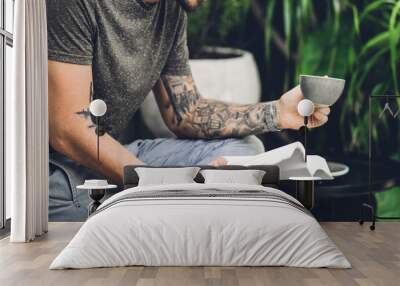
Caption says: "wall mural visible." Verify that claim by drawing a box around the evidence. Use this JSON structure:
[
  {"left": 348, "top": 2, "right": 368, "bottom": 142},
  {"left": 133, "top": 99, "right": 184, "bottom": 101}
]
[{"left": 46, "top": 0, "right": 400, "bottom": 223}]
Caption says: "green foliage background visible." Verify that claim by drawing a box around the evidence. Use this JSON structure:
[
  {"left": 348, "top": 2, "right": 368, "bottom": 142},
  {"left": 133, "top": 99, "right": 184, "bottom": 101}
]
[
  {"left": 189, "top": 0, "right": 400, "bottom": 153},
  {"left": 187, "top": 0, "right": 400, "bottom": 218},
  {"left": 187, "top": 0, "right": 252, "bottom": 56}
]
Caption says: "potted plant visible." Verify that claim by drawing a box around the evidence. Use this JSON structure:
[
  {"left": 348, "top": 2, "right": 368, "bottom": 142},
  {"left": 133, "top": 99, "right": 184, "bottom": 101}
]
[
  {"left": 188, "top": 0, "right": 260, "bottom": 104},
  {"left": 141, "top": 0, "right": 261, "bottom": 137}
]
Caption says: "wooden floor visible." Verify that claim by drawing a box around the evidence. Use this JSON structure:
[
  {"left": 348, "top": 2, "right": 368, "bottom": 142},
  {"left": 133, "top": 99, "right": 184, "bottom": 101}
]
[{"left": 0, "top": 222, "right": 399, "bottom": 286}]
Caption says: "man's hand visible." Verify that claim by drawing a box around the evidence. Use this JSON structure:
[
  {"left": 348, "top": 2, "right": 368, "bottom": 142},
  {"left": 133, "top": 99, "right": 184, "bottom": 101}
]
[
  {"left": 210, "top": 157, "right": 228, "bottom": 167},
  {"left": 276, "top": 85, "right": 331, "bottom": 130}
]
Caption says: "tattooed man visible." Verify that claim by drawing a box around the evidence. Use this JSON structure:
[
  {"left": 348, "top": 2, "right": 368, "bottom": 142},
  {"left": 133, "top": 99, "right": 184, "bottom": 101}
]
[{"left": 47, "top": 0, "right": 330, "bottom": 221}]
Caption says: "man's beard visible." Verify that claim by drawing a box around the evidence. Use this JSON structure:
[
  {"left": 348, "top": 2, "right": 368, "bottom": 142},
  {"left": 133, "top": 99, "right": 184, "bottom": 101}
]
[{"left": 176, "top": 0, "right": 204, "bottom": 12}]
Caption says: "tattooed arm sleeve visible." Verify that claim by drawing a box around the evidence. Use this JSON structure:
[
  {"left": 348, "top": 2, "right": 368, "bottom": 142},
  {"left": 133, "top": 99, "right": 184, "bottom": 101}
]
[{"left": 154, "top": 74, "right": 281, "bottom": 139}]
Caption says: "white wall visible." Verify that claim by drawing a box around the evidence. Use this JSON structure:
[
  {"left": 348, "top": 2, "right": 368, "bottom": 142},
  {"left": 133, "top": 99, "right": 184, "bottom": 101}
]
[
  {"left": 5, "top": 0, "right": 15, "bottom": 219},
  {"left": 6, "top": 0, "right": 14, "bottom": 33},
  {"left": 5, "top": 46, "right": 13, "bottom": 219}
]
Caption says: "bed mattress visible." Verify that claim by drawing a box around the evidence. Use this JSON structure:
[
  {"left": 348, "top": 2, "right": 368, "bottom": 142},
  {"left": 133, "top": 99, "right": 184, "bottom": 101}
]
[{"left": 50, "top": 183, "right": 351, "bottom": 269}]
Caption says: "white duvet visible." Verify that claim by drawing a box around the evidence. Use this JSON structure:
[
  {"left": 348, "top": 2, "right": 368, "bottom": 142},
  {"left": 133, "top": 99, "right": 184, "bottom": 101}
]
[{"left": 50, "top": 183, "right": 350, "bottom": 269}]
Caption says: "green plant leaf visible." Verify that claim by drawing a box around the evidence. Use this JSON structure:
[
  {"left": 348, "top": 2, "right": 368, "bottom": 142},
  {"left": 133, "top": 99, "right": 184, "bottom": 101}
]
[
  {"left": 282, "top": 0, "right": 293, "bottom": 90},
  {"left": 283, "top": 0, "right": 292, "bottom": 56},
  {"left": 332, "top": 0, "right": 341, "bottom": 37},
  {"left": 360, "top": 0, "right": 396, "bottom": 22},
  {"left": 358, "top": 48, "right": 390, "bottom": 93},
  {"left": 389, "top": 2, "right": 400, "bottom": 94},
  {"left": 187, "top": 0, "right": 251, "bottom": 56},
  {"left": 351, "top": 4, "right": 360, "bottom": 35},
  {"left": 360, "top": 31, "right": 390, "bottom": 55},
  {"left": 376, "top": 187, "right": 400, "bottom": 219},
  {"left": 264, "top": 0, "right": 276, "bottom": 61},
  {"left": 219, "top": 0, "right": 251, "bottom": 38}
]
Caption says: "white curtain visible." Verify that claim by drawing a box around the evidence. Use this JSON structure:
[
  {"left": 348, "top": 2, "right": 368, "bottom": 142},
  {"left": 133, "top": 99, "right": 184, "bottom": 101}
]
[{"left": 8, "top": 0, "right": 49, "bottom": 242}]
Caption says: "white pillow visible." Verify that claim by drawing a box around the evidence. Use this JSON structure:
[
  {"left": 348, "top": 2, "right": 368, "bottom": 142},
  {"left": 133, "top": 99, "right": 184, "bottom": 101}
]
[
  {"left": 135, "top": 167, "right": 200, "bottom": 186},
  {"left": 200, "top": 169, "right": 266, "bottom": 185}
]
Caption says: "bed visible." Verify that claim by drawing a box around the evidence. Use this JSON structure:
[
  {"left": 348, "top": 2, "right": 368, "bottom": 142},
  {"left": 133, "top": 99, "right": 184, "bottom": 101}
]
[{"left": 50, "top": 165, "right": 350, "bottom": 269}]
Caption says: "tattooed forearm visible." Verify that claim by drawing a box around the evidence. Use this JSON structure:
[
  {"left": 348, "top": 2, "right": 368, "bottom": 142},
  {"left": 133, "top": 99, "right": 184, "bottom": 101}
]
[
  {"left": 160, "top": 74, "right": 280, "bottom": 139},
  {"left": 189, "top": 100, "right": 279, "bottom": 137}
]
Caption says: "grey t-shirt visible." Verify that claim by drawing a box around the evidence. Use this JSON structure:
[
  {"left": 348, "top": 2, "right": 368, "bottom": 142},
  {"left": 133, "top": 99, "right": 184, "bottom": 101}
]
[{"left": 47, "top": 0, "right": 190, "bottom": 139}]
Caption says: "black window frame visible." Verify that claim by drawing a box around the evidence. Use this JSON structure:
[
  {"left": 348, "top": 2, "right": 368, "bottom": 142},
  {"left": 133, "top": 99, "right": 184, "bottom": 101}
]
[{"left": 0, "top": 0, "right": 14, "bottom": 233}]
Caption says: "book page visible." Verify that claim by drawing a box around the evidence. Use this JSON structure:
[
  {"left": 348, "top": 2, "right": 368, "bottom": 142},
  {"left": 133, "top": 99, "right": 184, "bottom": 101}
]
[{"left": 223, "top": 142, "right": 333, "bottom": 180}]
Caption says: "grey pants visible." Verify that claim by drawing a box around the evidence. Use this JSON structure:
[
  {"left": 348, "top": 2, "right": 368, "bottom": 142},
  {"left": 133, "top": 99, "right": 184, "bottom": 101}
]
[{"left": 49, "top": 137, "right": 264, "bottom": 222}]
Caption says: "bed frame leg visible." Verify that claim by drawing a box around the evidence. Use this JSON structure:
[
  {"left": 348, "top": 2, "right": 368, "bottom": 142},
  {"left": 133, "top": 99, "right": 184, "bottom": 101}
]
[
  {"left": 296, "top": 180, "right": 315, "bottom": 210},
  {"left": 359, "top": 203, "right": 375, "bottom": 231},
  {"left": 88, "top": 189, "right": 106, "bottom": 216}
]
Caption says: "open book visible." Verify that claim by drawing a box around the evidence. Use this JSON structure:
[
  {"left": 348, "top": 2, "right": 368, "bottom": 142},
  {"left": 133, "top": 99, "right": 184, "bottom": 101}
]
[{"left": 223, "top": 142, "right": 333, "bottom": 180}]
